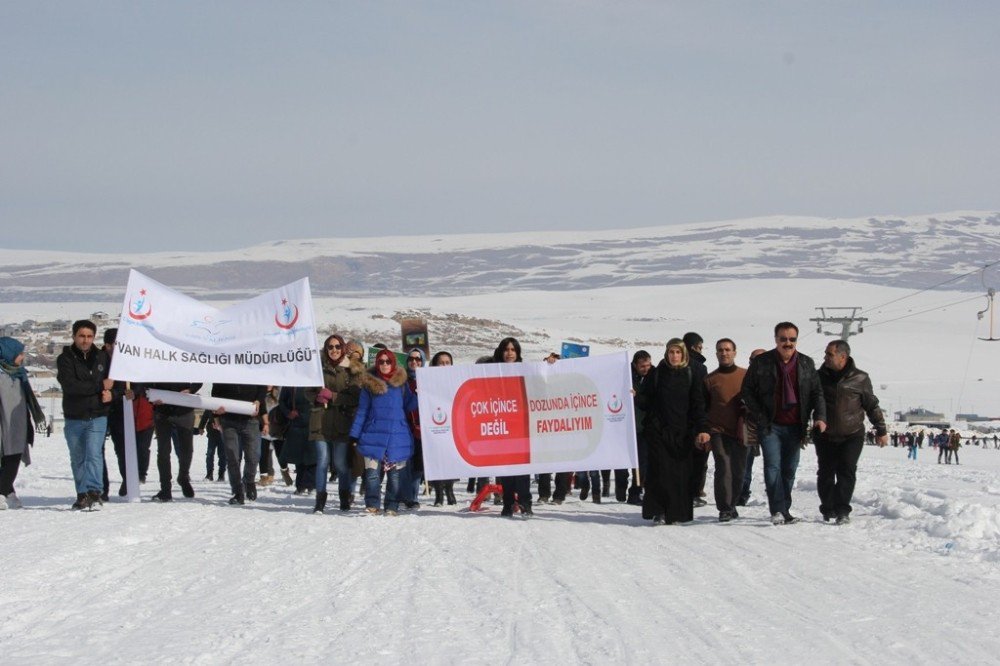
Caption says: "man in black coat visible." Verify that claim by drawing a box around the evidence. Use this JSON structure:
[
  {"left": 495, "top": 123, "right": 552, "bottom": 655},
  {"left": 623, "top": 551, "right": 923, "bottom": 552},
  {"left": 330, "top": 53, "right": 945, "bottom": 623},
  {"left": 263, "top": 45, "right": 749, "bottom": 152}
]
[
  {"left": 683, "top": 332, "right": 710, "bottom": 508},
  {"left": 212, "top": 383, "right": 269, "bottom": 505},
  {"left": 148, "top": 381, "right": 202, "bottom": 502},
  {"left": 741, "top": 321, "right": 827, "bottom": 525},
  {"left": 816, "top": 340, "right": 888, "bottom": 525},
  {"left": 56, "top": 319, "right": 114, "bottom": 510}
]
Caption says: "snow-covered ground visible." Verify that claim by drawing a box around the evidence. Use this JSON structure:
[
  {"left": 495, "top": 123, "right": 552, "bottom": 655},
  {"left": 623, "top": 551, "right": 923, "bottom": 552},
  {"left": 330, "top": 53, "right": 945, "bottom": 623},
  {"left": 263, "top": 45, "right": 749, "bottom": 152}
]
[
  {"left": 4, "top": 276, "right": 1000, "bottom": 663},
  {"left": 4, "top": 433, "right": 1000, "bottom": 664}
]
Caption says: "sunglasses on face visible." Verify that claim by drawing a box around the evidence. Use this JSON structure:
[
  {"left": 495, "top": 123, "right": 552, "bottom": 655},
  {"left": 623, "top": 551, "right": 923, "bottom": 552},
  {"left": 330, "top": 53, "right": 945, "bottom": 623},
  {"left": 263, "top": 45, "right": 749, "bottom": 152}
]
[
  {"left": 377, "top": 359, "right": 393, "bottom": 366},
  {"left": 408, "top": 357, "right": 422, "bottom": 363},
  {"left": 326, "top": 344, "right": 342, "bottom": 350},
  {"left": 778, "top": 336, "right": 798, "bottom": 343}
]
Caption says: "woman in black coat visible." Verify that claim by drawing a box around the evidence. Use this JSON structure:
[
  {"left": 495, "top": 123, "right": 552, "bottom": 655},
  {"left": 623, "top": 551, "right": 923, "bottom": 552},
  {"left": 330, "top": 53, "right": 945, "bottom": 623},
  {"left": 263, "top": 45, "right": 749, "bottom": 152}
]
[{"left": 635, "top": 338, "right": 710, "bottom": 525}]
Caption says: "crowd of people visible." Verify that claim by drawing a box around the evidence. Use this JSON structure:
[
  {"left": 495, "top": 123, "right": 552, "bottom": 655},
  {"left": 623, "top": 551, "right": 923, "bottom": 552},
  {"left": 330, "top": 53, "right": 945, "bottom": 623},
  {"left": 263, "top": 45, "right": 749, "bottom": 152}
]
[
  {"left": 879, "top": 427, "right": 998, "bottom": 463},
  {"left": 8, "top": 317, "right": 983, "bottom": 527}
]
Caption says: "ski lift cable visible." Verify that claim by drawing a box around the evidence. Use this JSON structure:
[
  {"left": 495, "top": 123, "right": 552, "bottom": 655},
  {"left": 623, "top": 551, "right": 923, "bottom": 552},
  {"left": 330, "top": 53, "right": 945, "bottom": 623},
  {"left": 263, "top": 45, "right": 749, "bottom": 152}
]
[
  {"left": 954, "top": 316, "right": 983, "bottom": 418},
  {"left": 862, "top": 295, "right": 984, "bottom": 330},
  {"left": 860, "top": 259, "right": 1000, "bottom": 314}
]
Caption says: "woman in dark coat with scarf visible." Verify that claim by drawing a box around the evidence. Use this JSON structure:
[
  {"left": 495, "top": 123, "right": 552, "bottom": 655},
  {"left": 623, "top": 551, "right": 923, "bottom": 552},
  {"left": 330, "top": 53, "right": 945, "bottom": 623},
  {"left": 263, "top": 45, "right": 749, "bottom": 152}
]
[
  {"left": 307, "top": 334, "right": 364, "bottom": 514},
  {"left": 635, "top": 338, "right": 710, "bottom": 525},
  {"left": 0, "top": 337, "right": 45, "bottom": 509}
]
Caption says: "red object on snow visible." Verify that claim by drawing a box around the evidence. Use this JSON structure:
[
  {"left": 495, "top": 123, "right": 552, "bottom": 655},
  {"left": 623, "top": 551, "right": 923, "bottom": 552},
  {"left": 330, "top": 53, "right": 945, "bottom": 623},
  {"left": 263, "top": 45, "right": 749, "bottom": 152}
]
[{"left": 468, "top": 483, "right": 504, "bottom": 512}]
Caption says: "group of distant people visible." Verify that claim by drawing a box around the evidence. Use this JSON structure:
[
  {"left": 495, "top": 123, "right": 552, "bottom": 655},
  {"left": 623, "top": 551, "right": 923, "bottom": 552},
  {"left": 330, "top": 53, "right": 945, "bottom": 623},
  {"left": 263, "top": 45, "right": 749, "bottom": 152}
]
[
  {"left": 1, "top": 318, "right": 894, "bottom": 528},
  {"left": 881, "top": 429, "right": 999, "bottom": 463}
]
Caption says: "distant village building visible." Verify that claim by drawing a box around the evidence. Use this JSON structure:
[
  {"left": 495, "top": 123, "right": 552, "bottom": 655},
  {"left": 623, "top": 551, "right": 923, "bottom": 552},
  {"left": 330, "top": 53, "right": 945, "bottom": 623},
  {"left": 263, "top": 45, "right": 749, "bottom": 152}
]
[
  {"left": 896, "top": 407, "right": 949, "bottom": 428},
  {"left": 956, "top": 413, "right": 996, "bottom": 423}
]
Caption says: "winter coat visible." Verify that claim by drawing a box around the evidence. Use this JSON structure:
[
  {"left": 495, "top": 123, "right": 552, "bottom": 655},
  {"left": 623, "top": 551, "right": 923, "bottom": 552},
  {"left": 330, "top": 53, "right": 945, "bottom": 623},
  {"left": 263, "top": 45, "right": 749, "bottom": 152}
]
[
  {"left": 635, "top": 360, "right": 708, "bottom": 445},
  {"left": 632, "top": 369, "right": 651, "bottom": 436},
  {"left": 817, "top": 358, "right": 887, "bottom": 441},
  {"left": 56, "top": 344, "right": 111, "bottom": 420},
  {"left": 305, "top": 357, "right": 365, "bottom": 442},
  {"left": 278, "top": 386, "right": 315, "bottom": 466},
  {"left": 349, "top": 366, "right": 417, "bottom": 464},
  {"left": 741, "top": 349, "right": 826, "bottom": 436},
  {"left": 0, "top": 371, "right": 44, "bottom": 463}
]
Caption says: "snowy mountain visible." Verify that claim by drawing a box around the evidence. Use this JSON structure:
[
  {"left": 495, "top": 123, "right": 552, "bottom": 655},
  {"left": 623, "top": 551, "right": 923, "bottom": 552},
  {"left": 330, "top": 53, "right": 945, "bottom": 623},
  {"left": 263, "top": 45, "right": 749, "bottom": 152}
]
[{"left": 1, "top": 211, "right": 998, "bottom": 301}]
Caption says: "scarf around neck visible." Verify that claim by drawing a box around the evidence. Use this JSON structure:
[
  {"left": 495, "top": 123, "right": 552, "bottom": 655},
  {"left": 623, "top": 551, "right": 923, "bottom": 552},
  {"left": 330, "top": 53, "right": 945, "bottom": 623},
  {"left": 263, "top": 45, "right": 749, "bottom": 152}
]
[{"left": 779, "top": 351, "right": 798, "bottom": 410}]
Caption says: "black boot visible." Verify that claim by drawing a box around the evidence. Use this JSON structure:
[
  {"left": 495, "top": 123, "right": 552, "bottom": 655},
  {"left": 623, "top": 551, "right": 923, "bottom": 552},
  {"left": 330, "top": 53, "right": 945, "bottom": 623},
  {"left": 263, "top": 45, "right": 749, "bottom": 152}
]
[
  {"left": 313, "top": 491, "right": 327, "bottom": 514},
  {"left": 445, "top": 482, "right": 457, "bottom": 505},
  {"left": 245, "top": 481, "right": 257, "bottom": 502},
  {"left": 338, "top": 490, "right": 351, "bottom": 511},
  {"left": 433, "top": 483, "right": 444, "bottom": 507},
  {"left": 626, "top": 486, "right": 643, "bottom": 506}
]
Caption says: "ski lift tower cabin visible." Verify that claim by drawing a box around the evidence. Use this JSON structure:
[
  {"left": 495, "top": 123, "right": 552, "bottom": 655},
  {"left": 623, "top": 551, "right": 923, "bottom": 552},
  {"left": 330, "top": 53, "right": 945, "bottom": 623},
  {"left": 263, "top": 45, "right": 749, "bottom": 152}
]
[{"left": 810, "top": 307, "right": 867, "bottom": 341}]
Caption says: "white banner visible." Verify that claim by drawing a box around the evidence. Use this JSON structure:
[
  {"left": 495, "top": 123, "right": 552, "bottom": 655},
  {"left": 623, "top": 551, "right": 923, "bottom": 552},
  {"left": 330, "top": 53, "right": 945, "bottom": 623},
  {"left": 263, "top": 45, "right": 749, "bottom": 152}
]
[
  {"left": 109, "top": 270, "right": 323, "bottom": 386},
  {"left": 416, "top": 352, "right": 638, "bottom": 480}
]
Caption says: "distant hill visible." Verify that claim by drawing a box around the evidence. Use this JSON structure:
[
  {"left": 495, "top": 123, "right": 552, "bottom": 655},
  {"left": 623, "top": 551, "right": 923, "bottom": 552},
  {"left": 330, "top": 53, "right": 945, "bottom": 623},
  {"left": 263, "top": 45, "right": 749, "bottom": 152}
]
[{"left": 1, "top": 211, "right": 997, "bottom": 302}]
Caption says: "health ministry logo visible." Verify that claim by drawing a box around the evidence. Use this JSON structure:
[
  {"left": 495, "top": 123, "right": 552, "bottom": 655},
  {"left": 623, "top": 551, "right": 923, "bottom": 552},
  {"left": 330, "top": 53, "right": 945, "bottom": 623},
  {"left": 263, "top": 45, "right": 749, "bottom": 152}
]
[
  {"left": 275, "top": 298, "right": 300, "bottom": 330},
  {"left": 432, "top": 407, "right": 448, "bottom": 426},
  {"left": 127, "top": 288, "right": 153, "bottom": 321},
  {"left": 191, "top": 315, "right": 232, "bottom": 337},
  {"left": 607, "top": 394, "right": 624, "bottom": 414}
]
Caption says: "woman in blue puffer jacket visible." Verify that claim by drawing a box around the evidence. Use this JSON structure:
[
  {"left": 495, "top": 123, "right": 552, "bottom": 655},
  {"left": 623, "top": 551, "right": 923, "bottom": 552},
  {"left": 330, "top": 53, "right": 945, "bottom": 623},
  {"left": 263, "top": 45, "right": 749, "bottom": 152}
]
[{"left": 349, "top": 348, "right": 418, "bottom": 515}]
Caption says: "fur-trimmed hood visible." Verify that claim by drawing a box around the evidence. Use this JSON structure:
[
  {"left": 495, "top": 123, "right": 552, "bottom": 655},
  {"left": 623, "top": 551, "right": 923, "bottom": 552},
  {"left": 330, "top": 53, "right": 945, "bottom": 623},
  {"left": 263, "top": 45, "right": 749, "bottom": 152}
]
[
  {"left": 360, "top": 365, "right": 408, "bottom": 395},
  {"left": 323, "top": 355, "right": 366, "bottom": 377}
]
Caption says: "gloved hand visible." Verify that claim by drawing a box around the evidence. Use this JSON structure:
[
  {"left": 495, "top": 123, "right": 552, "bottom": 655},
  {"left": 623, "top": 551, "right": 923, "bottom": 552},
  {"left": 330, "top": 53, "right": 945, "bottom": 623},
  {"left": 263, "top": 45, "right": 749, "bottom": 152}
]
[{"left": 316, "top": 387, "right": 334, "bottom": 405}]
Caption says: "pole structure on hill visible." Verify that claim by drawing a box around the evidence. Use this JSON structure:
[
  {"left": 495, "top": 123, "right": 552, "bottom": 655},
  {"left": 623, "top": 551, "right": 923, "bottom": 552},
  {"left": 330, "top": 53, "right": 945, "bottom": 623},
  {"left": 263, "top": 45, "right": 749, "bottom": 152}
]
[
  {"left": 977, "top": 288, "right": 999, "bottom": 342},
  {"left": 809, "top": 307, "right": 867, "bottom": 341}
]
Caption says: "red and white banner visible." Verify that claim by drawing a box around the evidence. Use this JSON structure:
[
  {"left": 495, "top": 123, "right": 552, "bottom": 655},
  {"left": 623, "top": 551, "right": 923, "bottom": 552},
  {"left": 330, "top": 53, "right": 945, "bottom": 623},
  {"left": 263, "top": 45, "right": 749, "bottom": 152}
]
[
  {"left": 109, "top": 269, "right": 323, "bottom": 386},
  {"left": 416, "top": 352, "right": 638, "bottom": 480}
]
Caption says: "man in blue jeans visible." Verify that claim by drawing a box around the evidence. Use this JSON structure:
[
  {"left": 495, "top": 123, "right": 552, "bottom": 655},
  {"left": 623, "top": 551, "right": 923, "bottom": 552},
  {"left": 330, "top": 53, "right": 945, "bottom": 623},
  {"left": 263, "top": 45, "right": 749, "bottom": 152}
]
[
  {"left": 57, "top": 319, "right": 114, "bottom": 511},
  {"left": 741, "top": 322, "right": 826, "bottom": 525}
]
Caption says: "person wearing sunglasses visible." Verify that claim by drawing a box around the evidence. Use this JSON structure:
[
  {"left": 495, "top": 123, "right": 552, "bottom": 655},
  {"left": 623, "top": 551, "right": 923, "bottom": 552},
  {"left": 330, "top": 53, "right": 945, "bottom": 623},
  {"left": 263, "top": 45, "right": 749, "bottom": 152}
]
[
  {"left": 741, "top": 321, "right": 827, "bottom": 525},
  {"left": 349, "top": 349, "right": 418, "bottom": 516},
  {"left": 307, "top": 334, "right": 365, "bottom": 513}
]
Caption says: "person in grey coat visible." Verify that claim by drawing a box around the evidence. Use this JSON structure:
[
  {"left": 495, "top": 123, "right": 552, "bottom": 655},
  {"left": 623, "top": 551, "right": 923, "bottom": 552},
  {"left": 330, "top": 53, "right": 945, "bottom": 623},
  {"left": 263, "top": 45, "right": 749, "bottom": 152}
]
[{"left": 0, "top": 336, "right": 46, "bottom": 509}]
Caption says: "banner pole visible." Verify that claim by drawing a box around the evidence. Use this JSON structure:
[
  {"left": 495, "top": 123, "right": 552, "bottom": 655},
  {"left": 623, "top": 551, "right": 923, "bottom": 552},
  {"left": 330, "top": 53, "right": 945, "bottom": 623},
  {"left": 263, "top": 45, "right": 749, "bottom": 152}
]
[{"left": 123, "top": 382, "right": 141, "bottom": 503}]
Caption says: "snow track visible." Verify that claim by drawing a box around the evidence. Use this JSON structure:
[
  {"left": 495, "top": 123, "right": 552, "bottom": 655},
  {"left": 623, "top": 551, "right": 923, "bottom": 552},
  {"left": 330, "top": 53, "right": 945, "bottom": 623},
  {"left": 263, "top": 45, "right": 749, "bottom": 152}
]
[{"left": 3, "top": 443, "right": 1000, "bottom": 664}]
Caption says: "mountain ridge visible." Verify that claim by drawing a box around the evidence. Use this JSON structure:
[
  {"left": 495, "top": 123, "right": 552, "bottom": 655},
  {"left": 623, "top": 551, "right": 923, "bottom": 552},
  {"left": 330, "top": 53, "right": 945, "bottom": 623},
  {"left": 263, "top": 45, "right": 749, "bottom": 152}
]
[{"left": 2, "top": 211, "right": 997, "bottom": 302}]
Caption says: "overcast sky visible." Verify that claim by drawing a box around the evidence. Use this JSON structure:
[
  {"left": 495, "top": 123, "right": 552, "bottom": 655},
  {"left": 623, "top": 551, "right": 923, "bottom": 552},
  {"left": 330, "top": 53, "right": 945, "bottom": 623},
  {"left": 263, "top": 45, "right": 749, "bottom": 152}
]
[{"left": 2, "top": 2, "right": 999, "bottom": 253}]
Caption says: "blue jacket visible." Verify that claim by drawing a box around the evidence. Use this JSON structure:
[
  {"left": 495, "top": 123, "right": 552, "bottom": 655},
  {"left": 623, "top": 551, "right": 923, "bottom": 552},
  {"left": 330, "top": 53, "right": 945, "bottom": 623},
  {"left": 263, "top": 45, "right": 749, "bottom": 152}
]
[{"left": 349, "top": 366, "right": 418, "bottom": 463}]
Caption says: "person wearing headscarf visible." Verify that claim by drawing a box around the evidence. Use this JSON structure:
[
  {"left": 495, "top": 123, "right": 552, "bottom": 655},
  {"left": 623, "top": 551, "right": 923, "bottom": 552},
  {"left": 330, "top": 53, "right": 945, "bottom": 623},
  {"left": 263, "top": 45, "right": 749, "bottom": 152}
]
[
  {"left": 349, "top": 349, "right": 418, "bottom": 516},
  {"left": 0, "top": 337, "right": 45, "bottom": 509},
  {"left": 635, "top": 338, "right": 710, "bottom": 525}
]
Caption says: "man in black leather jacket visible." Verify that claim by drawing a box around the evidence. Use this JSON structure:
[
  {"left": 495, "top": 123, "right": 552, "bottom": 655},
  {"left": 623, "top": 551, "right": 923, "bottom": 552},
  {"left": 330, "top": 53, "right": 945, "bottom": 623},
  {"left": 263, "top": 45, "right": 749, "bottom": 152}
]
[
  {"left": 741, "top": 321, "right": 826, "bottom": 525},
  {"left": 816, "top": 340, "right": 888, "bottom": 524}
]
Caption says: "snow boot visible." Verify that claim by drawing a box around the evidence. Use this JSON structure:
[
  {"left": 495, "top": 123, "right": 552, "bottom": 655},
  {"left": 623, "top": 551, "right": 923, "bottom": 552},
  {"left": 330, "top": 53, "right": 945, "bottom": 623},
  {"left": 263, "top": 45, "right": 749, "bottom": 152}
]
[
  {"left": 339, "top": 490, "right": 351, "bottom": 511},
  {"left": 313, "top": 491, "right": 327, "bottom": 514}
]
